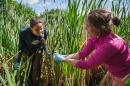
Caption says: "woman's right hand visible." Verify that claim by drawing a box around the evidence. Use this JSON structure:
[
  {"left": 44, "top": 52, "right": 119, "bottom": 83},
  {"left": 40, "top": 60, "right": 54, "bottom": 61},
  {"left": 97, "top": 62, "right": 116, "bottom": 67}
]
[{"left": 53, "top": 53, "right": 66, "bottom": 62}]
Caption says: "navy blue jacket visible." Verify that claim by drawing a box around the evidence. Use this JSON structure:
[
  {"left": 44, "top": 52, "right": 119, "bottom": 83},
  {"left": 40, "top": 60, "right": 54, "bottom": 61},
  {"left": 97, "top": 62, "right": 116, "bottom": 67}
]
[{"left": 17, "top": 27, "right": 48, "bottom": 62}]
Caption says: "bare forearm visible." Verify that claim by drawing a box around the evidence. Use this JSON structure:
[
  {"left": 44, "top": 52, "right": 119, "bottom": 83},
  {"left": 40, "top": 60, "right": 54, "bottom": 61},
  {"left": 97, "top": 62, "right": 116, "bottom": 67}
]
[
  {"left": 64, "top": 58, "right": 79, "bottom": 67},
  {"left": 66, "top": 53, "right": 79, "bottom": 59}
]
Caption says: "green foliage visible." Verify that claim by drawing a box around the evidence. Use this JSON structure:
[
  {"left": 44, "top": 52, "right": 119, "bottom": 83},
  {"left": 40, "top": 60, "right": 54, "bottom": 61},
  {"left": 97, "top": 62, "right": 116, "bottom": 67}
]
[{"left": 0, "top": 0, "right": 130, "bottom": 86}]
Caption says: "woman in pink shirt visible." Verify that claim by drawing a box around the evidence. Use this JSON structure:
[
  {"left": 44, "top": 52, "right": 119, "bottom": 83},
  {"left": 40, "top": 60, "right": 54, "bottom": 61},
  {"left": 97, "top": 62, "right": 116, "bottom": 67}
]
[{"left": 54, "top": 9, "right": 130, "bottom": 86}]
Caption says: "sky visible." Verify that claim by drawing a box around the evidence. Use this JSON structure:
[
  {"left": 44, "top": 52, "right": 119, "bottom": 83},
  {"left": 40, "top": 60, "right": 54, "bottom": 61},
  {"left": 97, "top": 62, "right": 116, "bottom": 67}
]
[
  {"left": 16, "top": 0, "right": 129, "bottom": 15},
  {"left": 17, "top": 0, "right": 68, "bottom": 15}
]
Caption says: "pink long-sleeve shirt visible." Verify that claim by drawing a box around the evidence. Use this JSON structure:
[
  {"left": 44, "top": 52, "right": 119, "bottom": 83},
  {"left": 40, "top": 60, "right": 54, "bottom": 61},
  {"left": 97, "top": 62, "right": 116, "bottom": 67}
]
[{"left": 76, "top": 32, "right": 130, "bottom": 78}]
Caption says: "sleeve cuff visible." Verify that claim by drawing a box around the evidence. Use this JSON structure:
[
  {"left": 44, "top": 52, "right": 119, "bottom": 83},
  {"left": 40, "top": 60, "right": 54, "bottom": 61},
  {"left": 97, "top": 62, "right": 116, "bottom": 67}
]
[
  {"left": 75, "top": 60, "right": 87, "bottom": 69},
  {"left": 78, "top": 51, "right": 84, "bottom": 60}
]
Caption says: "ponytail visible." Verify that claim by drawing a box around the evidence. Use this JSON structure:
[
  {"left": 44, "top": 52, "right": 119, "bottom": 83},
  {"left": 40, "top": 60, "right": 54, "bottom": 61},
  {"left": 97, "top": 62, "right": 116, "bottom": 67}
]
[{"left": 112, "top": 17, "right": 120, "bottom": 27}]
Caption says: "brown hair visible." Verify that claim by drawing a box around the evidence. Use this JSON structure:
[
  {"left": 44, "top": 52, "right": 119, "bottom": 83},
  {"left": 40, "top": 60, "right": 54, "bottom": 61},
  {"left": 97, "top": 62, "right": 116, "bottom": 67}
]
[
  {"left": 87, "top": 9, "right": 120, "bottom": 36},
  {"left": 30, "top": 16, "right": 45, "bottom": 28}
]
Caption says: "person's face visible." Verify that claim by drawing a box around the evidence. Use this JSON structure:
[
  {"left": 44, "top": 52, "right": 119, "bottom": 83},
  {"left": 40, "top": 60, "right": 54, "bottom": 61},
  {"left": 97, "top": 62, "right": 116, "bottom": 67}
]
[
  {"left": 85, "top": 21, "right": 95, "bottom": 37},
  {"left": 31, "top": 23, "right": 44, "bottom": 36},
  {"left": 85, "top": 20, "right": 99, "bottom": 37}
]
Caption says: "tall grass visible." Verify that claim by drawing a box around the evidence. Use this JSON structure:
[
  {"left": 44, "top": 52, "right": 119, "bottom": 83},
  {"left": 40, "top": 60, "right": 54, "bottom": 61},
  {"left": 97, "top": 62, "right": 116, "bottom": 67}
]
[
  {"left": 0, "top": 0, "right": 130, "bottom": 86},
  {"left": 112, "top": 0, "right": 130, "bottom": 45},
  {"left": 0, "top": 0, "right": 36, "bottom": 86}
]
